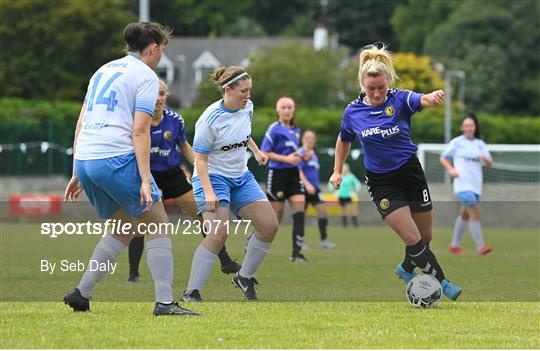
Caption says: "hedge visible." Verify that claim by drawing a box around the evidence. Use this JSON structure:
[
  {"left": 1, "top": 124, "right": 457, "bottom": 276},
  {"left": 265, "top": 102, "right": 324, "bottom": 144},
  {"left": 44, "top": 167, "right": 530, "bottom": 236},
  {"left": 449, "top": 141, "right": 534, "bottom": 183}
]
[{"left": 1, "top": 98, "right": 538, "bottom": 147}]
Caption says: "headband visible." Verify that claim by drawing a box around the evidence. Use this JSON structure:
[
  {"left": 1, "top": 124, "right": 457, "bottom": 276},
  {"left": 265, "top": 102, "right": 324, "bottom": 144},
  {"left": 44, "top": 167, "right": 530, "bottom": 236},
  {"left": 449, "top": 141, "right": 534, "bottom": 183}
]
[{"left": 221, "top": 72, "right": 249, "bottom": 88}]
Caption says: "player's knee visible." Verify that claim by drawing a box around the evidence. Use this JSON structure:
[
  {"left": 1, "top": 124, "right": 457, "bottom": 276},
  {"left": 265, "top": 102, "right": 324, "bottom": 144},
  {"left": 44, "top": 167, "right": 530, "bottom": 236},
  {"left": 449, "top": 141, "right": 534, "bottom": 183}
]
[{"left": 257, "top": 219, "right": 279, "bottom": 240}]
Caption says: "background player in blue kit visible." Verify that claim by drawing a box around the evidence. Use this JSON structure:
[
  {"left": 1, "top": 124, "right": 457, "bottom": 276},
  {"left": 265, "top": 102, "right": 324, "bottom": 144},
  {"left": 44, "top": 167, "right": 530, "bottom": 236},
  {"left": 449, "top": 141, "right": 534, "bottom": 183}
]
[
  {"left": 329, "top": 43, "right": 463, "bottom": 301},
  {"left": 261, "top": 97, "right": 308, "bottom": 262},
  {"left": 63, "top": 22, "right": 197, "bottom": 316},
  {"left": 298, "top": 129, "right": 336, "bottom": 249},
  {"left": 127, "top": 80, "right": 240, "bottom": 283},
  {"left": 440, "top": 112, "right": 493, "bottom": 256},
  {"left": 182, "top": 66, "right": 279, "bottom": 301}
]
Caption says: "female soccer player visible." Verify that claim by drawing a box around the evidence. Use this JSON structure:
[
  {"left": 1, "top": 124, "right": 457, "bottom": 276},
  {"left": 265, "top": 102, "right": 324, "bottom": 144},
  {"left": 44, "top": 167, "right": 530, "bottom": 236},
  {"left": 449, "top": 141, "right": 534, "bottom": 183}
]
[
  {"left": 334, "top": 163, "right": 361, "bottom": 227},
  {"left": 261, "top": 97, "right": 308, "bottom": 262},
  {"left": 182, "top": 66, "right": 279, "bottom": 301},
  {"left": 298, "top": 129, "right": 336, "bottom": 249},
  {"left": 329, "top": 43, "right": 462, "bottom": 301},
  {"left": 440, "top": 113, "right": 493, "bottom": 255},
  {"left": 127, "top": 80, "right": 240, "bottom": 283},
  {"left": 63, "top": 22, "right": 198, "bottom": 316}
]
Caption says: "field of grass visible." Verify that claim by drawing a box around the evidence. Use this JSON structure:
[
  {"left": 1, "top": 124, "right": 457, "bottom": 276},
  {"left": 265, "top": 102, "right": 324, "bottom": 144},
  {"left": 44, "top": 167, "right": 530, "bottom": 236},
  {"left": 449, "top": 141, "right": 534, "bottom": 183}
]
[{"left": 1, "top": 222, "right": 539, "bottom": 348}]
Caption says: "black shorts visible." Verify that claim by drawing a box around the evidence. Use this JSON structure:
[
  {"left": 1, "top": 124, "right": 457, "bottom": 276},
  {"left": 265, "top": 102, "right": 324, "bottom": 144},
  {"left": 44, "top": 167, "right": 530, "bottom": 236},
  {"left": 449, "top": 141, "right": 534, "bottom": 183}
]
[
  {"left": 365, "top": 155, "right": 433, "bottom": 219},
  {"left": 338, "top": 197, "right": 352, "bottom": 206},
  {"left": 266, "top": 168, "right": 305, "bottom": 201},
  {"left": 151, "top": 167, "right": 193, "bottom": 200},
  {"left": 305, "top": 190, "right": 324, "bottom": 208}
]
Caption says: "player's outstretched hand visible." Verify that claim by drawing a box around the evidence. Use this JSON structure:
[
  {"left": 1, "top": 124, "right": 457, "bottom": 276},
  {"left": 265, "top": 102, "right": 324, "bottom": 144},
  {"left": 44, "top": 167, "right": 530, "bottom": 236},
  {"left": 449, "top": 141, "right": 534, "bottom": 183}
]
[
  {"left": 64, "top": 176, "right": 83, "bottom": 202},
  {"left": 329, "top": 172, "right": 342, "bottom": 190},
  {"left": 140, "top": 182, "right": 153, "bottom": 212},
  {"left": 421, "top": 90, "right": 445, "bottom": 107}
]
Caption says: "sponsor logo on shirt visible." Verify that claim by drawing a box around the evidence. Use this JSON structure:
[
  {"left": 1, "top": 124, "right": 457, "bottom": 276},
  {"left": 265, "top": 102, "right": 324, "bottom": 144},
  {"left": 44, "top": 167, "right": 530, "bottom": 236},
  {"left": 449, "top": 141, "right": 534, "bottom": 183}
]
[
  {"left": 150, "top": 147, "right": 172, "bottom": 156},
  {"left": 464, "top": 157, "right": 480, "bottom": 162},
  {"left": 385, "top": 105, "right": 395, "bottom": 117},
  {"left": 221, "top": 135, "right": 250, "bottom": 152},
  {"left": 83, "top": 122, "right": 109, "bottom": 130},
  {"left": 360, "top": 125, "right": 401, "bottom": 139}
]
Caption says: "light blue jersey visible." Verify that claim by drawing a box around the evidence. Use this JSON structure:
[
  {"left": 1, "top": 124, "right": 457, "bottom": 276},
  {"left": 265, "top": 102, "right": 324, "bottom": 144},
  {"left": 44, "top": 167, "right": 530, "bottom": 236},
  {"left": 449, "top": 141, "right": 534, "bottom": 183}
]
[
  {"left": 441, "top": 135, "right": 492, "bottom": 195},
  {"left": 76, "top": 54, "right": 159, "bottom": 160},
  {"left": 192, "top": 99, "right": 253, "bottom": 178},
  {"left": 191, "top": 99, "right": 266, "bottom": 214},
  {"left": 74, "top": 54, "right": 161, "bottom": 218}
]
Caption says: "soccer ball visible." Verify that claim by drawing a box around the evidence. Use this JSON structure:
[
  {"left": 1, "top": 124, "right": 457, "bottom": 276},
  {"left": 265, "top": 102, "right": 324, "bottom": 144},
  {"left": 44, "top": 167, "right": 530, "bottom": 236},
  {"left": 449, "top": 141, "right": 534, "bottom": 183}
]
[{"left": 406, "top": 274, "right": 442, "bottom": 308}]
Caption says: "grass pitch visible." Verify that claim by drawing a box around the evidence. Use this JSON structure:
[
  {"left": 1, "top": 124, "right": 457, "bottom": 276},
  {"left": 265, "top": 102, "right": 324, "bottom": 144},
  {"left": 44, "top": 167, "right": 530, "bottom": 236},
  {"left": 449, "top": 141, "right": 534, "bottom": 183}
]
[{"left": 1, "top": 222, "right": 538, "bottom": 348}]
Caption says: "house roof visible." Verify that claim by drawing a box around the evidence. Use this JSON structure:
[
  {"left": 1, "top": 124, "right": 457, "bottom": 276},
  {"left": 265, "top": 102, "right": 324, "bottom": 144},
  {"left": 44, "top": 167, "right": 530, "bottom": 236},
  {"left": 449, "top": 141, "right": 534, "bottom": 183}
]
[{"left": 164, "top": 36, "right": 312, "bottom": 67}]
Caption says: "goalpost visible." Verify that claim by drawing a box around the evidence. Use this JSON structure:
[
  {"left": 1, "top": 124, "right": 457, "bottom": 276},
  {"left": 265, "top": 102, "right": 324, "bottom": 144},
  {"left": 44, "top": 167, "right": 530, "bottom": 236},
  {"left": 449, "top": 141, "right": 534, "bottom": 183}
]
[{"left": 417, "top": 144, "right": 540, "bottom": 228}]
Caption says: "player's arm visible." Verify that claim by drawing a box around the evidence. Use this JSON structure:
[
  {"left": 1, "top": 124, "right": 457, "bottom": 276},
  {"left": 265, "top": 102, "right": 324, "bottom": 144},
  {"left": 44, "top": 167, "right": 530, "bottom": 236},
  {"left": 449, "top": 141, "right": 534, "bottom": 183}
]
[
  {"left": 133, "top": 111, "right": 153, "bottom": 211},
  {"left": 180, "top": 141, "right": 195, "bottom": 165},
  {"left": 329, "top": 137, "right": 351, "bottom": 190},
  {"left": 248, "top": 137, "right": 268, "bottom": 165},
  {"left": 439, "top": 156, "right": 458, "bottom": 177},
  {"left": 482, "top": 156, "right": 493, "bottom": 168},
  {"left": 421, "top": 90, "right": 445, "bottom": 108},
  {"left": 194, "top": 152, "right": 218, "bottom": 212},
  {"left": 299, "top": 169, "right": 316, "bottom": 195},
  {"left": 265, "top": 151, "right": 301, "bottom": 165},
  {"left": 480, "top": 142, "right": 493, "bottom": 167},
  {"left": 261, "top": 130, "right": 300, "bottom": 164},
  {"left": 64, "top": 104, "right": 87, "bottom": 201}
]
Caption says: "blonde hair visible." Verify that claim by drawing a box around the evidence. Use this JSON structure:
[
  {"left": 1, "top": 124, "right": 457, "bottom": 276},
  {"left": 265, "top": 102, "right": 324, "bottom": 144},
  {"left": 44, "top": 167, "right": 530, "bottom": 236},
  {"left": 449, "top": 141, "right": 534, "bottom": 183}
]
[
  {"left": 358, "top": 43, "right": 399, "bottom": 92},
  {"left": 211, "top": 66, "right": 250, "bottom": 90}
]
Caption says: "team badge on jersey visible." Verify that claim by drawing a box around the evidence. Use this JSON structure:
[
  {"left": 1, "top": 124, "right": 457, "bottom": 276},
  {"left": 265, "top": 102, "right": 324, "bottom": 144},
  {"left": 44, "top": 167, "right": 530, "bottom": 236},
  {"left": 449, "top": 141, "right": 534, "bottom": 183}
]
[
  {"left": 380, "top": 198, "right": 390, "bottom": 210},
  {"left": 164, "top": 131, "right": 173, "bottom": 140},
  {"left": 385, "top": 106, "right": 395, "bottom": 117},
  {"left": 277, "top": 191, "right": 285, "bottom": 200}
]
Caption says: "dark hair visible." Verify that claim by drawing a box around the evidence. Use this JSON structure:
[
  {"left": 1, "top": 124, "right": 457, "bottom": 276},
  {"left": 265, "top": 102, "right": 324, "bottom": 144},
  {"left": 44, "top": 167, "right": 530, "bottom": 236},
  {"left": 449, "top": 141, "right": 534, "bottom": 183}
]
[
  {"left": 123, "top": 22, "right": 172, "bottom": 53},
  {"left": 461, "top": 112, "right": 482, "bottom": 139},
  {"left": 211, "top": 66, "right": 250, "bottom": 90}
]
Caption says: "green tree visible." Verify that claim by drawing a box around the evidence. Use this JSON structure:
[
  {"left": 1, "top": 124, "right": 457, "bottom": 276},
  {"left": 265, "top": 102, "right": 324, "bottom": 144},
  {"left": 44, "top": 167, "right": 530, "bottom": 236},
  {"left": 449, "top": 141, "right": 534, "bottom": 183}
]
[
  {"left": 423, "top": 0, "right": 540, "bottom": 114},
  {"left": 246, "top": 43, "right": 348, "bottom": 108},
  {"left": 149, "top": 0, "right": 255, "bottom": 37},
  {"left": 393, "top": 52, "right": 444, "bottom": 92},
  {"left": 0, "top": 0, "right": 136, "bottom": 100},
  {"left": 328, "top": 0, "right": 404, "bottom": 50},
  {"left": 391, "top": 0, "right": 458, "bottom": 54}
]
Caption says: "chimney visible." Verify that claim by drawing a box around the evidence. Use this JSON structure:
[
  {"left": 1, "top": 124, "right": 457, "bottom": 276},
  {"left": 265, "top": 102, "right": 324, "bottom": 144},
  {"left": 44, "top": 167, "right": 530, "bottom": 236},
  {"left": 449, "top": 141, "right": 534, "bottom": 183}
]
[{"left": 314, "top": 23, "right": 328, "bottom": 51}]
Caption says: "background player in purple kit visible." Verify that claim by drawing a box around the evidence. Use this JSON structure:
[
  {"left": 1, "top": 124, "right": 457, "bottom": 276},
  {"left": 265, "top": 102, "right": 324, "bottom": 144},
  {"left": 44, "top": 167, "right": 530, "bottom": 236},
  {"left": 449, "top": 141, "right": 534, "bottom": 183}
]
[
  {"left": 261, "top": 97, "right": 308, "bottom": 262},
  {"left": 329, "top": 43, "right": 463, "bottom": 301},
  {"left": 127, "top": 80, "right": 240, "bottom": 283},
  {"left": 298, "top": 129, "right": 336, "bottom": 249}
]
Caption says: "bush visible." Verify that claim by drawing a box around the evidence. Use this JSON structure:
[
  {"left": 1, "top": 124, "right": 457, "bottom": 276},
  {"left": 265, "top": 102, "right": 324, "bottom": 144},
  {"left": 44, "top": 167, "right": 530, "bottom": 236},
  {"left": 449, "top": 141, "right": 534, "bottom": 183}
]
[{"left": 1, "top": 98, "right": 538, "bottom": 146}]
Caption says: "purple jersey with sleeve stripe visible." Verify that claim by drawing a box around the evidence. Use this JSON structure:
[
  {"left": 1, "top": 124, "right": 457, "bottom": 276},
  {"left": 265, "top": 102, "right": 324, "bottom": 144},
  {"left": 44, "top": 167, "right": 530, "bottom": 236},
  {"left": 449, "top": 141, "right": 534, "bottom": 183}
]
[
  {"left": 150, "top": 107, "right": 187, "bottom": 172},
  {"left": 298, "top": 147, "right": 321, "bottom": 190},
  {"left": 339, "top": 88, "right": 423, "bottom": 173},
  {"left": 261, "top": 121, "right": 302, "bottom": 170}
]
